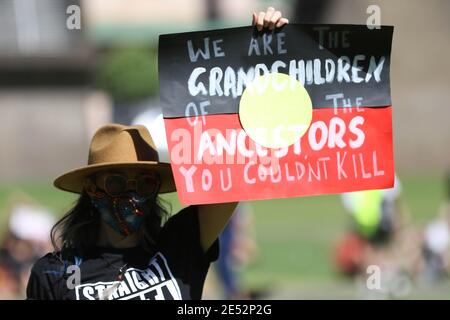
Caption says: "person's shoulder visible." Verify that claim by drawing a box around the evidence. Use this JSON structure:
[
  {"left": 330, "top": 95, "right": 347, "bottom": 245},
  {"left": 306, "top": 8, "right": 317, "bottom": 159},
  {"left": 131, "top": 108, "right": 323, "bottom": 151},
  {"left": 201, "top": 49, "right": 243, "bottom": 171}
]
[
  {"left": 27, "top": 252, "right": 67, "bottom": 300},
  {"left": 31, "top": 252, "right": 65, "bottom": 274}
]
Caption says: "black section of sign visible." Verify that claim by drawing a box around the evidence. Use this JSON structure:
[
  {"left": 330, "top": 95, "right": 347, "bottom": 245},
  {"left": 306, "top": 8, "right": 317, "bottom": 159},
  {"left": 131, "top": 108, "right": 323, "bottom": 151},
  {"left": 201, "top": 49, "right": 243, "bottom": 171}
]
[{"left": 159, "top": 24, "right": 393, "bottom": 118}]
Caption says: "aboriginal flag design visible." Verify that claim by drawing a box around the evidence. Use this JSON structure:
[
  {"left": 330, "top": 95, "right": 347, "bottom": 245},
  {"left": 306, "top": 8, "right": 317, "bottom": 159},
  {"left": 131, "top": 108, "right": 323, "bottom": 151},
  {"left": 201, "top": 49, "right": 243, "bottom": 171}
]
[{"left": 159, "top": 24, "right": 394, "bottom": 205}]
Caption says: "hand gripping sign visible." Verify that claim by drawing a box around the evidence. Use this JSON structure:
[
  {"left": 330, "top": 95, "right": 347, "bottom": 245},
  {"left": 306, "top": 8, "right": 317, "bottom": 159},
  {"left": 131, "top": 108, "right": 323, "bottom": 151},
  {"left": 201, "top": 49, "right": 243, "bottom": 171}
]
[{"left": 159, "top": 24, "right": 394, "bottom": 205}]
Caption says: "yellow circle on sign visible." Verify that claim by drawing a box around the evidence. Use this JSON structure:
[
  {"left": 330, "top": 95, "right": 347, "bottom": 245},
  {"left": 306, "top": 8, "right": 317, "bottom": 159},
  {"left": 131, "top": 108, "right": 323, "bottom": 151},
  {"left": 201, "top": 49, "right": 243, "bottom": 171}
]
[{"left": 239, "top": 72, "right": 313, "bottom": 149}]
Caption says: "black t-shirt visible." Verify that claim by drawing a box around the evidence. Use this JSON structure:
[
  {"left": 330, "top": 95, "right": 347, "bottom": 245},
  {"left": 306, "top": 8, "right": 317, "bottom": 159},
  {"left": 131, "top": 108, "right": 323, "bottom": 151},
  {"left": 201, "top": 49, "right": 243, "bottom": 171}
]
[{"left": 26, "top": 205, "right": 218, "bottom": 300}]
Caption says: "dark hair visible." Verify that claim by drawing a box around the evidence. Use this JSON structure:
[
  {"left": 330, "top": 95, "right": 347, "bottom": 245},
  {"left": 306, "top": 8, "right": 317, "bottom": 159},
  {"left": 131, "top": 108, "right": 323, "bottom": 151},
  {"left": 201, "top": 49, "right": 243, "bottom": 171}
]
[{"left": 50, "top": 192, "right": 171, "bottom": 256}]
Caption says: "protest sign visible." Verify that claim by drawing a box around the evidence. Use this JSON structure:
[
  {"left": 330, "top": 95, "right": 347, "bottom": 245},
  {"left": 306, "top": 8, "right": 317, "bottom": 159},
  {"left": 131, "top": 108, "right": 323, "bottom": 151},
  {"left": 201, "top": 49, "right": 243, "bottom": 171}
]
[{"left": 159, "top": 24, "right": 394, "bottom": 204}]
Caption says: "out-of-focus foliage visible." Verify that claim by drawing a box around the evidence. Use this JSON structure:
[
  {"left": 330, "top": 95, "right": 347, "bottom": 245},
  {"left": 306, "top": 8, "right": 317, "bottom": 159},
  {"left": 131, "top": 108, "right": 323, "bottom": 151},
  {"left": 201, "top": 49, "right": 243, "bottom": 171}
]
[{"left": 96, "top": 47, "right": 158, "bottom": 102}]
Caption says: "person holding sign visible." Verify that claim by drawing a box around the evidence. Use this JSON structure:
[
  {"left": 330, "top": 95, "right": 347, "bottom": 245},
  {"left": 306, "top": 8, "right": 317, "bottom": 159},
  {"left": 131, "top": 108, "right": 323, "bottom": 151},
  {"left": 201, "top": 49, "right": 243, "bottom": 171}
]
[{"left": 25, "top": 8, "right": 289, "bottom": 300}]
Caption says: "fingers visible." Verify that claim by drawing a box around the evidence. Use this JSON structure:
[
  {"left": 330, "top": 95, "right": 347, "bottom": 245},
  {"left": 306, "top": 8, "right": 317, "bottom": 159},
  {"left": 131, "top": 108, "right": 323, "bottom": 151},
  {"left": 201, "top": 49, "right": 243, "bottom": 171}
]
[
  {"left": 256, "top": 11, "right": 265, "bottom": 31},
  {"left": 268, "top": 10, "right": 282, "bottom": 30},
  {"left": 254, "top": 7, "right": 289, "bottom": 31},
  {"left": 263, "top": 7, "right": 275, "bottom": 29},
  {"left": 276, "top": 17, "right": 289, "bottom": 28}
]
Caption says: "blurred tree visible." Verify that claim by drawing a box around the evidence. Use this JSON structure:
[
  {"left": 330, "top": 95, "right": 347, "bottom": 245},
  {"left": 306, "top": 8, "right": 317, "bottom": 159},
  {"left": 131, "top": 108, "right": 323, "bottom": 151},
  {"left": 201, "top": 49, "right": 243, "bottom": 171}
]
[{"left": 96, "top": 47, "right": 158, "bottom": 103}]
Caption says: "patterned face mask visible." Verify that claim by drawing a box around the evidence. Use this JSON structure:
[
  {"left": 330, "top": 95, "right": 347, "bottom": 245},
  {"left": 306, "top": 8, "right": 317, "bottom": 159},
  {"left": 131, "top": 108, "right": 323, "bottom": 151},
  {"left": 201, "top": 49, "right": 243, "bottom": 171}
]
[{"left": 90, "top": 191, "right": 149, "bottom": 237}]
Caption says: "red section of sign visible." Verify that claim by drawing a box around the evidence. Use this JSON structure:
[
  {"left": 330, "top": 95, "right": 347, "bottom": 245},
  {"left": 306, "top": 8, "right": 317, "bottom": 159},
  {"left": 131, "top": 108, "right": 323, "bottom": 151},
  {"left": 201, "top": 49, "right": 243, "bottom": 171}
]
[{"left": 164, "top": 107, "right": 394, "bottom": 205}]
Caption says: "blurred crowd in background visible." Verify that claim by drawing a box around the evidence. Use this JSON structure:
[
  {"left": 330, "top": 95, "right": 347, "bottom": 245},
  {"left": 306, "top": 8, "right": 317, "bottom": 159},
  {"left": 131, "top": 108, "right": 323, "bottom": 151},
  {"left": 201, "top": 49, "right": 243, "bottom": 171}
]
[
  {"left": 334, "top": 174, "right": 450, "bottom": 299},
  {"left": 0, "top": 0, "right": 449, "bottom": 299}
]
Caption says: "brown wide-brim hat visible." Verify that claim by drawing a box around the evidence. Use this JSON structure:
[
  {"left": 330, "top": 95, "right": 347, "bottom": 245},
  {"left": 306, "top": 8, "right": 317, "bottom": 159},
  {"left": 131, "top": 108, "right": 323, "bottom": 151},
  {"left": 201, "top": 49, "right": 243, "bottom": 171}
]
[{"left": 54, "top": 123, "right": 176, "bottom": 194}]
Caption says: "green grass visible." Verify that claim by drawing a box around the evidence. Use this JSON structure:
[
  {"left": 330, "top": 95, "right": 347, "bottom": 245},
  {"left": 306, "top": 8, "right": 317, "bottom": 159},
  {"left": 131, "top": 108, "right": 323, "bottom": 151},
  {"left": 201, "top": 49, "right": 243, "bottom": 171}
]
[
  {"left": 244, "top": 194, "right": 347, "bottom": 285},
  {"left": 0, "top": 175, "right": 447, "bottom": 298}
]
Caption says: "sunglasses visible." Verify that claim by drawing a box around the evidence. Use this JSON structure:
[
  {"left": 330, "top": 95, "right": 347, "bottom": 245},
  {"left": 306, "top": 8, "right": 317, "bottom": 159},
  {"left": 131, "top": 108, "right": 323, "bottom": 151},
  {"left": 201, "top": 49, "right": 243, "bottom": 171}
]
[{"left": 98, "top": 173, "right": 161, "bottom": 198}]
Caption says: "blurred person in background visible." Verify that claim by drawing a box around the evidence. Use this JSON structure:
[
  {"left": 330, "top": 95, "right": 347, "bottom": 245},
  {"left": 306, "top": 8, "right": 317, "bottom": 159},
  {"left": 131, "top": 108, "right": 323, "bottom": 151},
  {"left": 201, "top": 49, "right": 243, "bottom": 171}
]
[
  {"left": 421, "top": 172, "right": 450, "bottom": 284},
  {"left": 334, "top": 175, "right": 425, "bottom": 298},
  {"left": 214, "top": 202, "right": 259, "bottom": 299},
  {"left": 334, "top": 175, "right": 405, "bottom": 276},
  {"left": 344, "top": 175, "right": 404, "bottom": 244},
  {"left": 0, "top": 192, "right": 54, "bottom": 299}
]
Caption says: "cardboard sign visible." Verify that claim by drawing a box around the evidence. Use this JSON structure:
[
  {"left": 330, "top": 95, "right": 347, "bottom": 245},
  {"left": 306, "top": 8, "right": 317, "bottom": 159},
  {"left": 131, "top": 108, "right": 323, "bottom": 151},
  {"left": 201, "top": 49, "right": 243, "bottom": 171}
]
[{"left": 159, "top": 24, "right": 394, "bottom": 205}]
